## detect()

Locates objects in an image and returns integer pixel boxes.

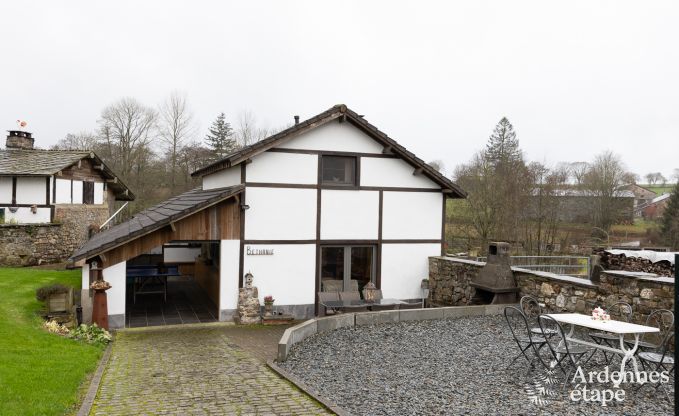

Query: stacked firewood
[595,249,675,277]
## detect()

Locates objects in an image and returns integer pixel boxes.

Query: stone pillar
[237,271,261,324]
[237,286,261,324]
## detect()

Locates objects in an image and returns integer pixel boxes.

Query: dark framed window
[319,245,375,293]
[321,156,357,186]
[83,181,94,205]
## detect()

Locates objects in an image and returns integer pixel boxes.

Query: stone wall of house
[428,256,674,325]
[0,205,109,266]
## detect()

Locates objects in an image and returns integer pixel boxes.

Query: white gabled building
[72,105,466,327]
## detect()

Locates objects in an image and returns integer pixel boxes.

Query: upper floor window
[321,156,357,186]
[83,181,94,205]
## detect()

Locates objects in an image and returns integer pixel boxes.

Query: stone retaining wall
[429,256,674,325]
[0,205,109,266]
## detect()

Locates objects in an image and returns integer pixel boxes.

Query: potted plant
[263,295,275,316]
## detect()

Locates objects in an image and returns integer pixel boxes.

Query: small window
[83,181,94,205]
[0,208,4,224]
[321,156,356,186]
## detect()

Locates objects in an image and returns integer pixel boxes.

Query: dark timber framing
[441,195,447,256]
[200,105,467,317]
[267,148,399,158]
[244,182,443,193]
[238,164,246,289]
[11,176,17,205]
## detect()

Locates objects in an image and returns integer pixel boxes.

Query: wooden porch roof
[71,185,243,264]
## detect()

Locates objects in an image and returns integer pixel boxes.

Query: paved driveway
[91,324,331,415]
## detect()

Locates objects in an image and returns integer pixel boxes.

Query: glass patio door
[320,245,375,294]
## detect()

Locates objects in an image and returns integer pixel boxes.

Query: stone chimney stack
[6,131,34,150]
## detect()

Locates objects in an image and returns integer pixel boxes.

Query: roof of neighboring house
[532,188,635,198]
[625,183,656,198]
[191,104,466,198]
[0,148,134,201]
[70,185,243,261]
[651,193,671,204]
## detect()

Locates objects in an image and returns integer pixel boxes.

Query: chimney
[294,115,300,125]
[6,131,34,150]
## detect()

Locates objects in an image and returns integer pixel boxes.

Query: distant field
[639,184,675,195]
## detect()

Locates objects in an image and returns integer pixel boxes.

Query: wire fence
[476,255,591,278]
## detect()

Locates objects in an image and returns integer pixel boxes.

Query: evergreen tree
[660,182,679,249]
[485,117,522,168]
[205,113,237,159]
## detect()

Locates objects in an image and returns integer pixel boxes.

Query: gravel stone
[280,315,674,415]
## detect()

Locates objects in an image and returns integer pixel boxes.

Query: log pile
[595,249,675,277]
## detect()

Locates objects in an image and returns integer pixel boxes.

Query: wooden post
[90,264,111,330]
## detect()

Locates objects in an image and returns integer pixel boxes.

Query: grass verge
[0,268,103,416]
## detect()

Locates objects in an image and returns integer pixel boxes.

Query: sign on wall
[246,246,274,256]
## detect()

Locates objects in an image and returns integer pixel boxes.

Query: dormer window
[321,156,356,186]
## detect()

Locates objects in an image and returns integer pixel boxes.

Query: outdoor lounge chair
[318,291,340,316]
[339,291,361,301]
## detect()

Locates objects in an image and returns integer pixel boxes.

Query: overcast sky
[1,1,677,180]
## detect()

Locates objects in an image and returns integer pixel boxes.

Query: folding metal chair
[520,295,557,338]
[626,309,674,352]
[636,330,675,400]
[503,306,547,371]
[537,315,589,385]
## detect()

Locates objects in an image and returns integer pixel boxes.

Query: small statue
[244,271,254,288]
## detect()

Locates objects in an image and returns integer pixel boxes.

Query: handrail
[100,202,128,229]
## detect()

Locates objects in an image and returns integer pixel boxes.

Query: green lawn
[639,184,675,195]
[0,268,103,416]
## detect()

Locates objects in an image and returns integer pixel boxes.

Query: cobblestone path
[91,324,331,415]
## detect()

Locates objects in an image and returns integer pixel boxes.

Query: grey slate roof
[71,185,243,261]
[0,149,92,175]
[191,104,466,198]
[0,148,134,200]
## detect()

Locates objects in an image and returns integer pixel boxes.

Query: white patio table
[546,313,659,387]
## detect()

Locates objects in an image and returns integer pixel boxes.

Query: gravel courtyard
[280,315,674,416]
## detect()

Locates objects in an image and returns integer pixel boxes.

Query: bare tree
[51,131,99,150]
[523,162,568,255]
[158,92,196,191]
[98,97,157,181]
[454,152,498,249]
[235,110,271,147]
[428,160,446,174]
[568,162,589,186]
[582,151,633,230]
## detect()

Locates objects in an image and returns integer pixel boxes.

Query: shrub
[43,320,70,335]
[69,324,112,345]
[35,284,70,302]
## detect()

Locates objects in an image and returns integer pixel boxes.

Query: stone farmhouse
[0,130,134,265]
[71,104,466,328]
